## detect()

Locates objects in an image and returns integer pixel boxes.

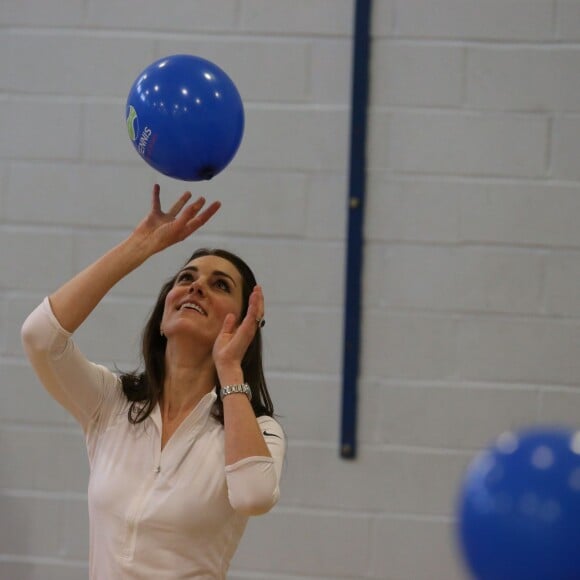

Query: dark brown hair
[120,248,274,425]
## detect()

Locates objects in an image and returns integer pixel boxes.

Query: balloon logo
[126,105,138,141]
[126,54,245,181]
[456,426,580,579]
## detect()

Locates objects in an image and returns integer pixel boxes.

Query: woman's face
[160,255,244,346]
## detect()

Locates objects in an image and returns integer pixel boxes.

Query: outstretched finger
[183,200,222,232]
[167,191,194,217]
[176,196,207,222]
[239,286,264,334]
[151,184,161,213]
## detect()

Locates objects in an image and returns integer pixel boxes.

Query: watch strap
[220,383,252,401]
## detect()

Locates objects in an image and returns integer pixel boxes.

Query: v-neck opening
[153,391,217,455]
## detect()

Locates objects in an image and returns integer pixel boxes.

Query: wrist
[216,365,244,387]
[124,232,157,263]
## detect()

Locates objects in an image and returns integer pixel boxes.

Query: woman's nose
[189,279,205,295]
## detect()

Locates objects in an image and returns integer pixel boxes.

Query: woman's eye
[177,272,193,283]
[216,279,230,292]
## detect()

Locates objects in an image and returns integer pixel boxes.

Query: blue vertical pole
[340,0,372,459]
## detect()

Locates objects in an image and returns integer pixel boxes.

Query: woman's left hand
[213,285,264,372]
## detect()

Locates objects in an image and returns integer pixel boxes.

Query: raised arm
[213,285,286,515]
[21,185,220,428]
[50,184,221,332]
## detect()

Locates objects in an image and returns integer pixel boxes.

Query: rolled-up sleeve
[225,416,286,516]
[21,297,116,431]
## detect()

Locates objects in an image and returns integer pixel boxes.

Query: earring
[160,328,165,337]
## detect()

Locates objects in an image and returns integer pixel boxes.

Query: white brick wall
[3,1,580,579]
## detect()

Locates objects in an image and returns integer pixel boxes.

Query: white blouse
[21,298,285,580]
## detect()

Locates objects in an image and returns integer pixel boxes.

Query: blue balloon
[457,426,580,580]
[126,54,244,181]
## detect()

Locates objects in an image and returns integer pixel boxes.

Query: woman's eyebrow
[178,266,237,287]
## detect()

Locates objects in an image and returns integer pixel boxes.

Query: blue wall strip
[340,0,372,459]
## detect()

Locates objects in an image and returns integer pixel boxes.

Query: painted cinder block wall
[2,1,580,579]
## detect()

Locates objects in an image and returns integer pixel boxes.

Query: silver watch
[220,383,252,401]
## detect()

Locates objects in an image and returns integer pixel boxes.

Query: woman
[21,185,285,579]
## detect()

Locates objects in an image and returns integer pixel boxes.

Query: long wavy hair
[119,248,274,425]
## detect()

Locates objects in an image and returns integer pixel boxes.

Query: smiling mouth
[179,302,207,315]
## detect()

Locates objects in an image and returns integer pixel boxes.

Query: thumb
[221,313,237,335]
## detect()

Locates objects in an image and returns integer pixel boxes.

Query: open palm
[134,184,221,255]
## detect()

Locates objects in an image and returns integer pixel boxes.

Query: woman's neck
[161,342,216,421]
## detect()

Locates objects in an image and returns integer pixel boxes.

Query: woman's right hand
[132,184,221,256]
[47,184,220,334]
